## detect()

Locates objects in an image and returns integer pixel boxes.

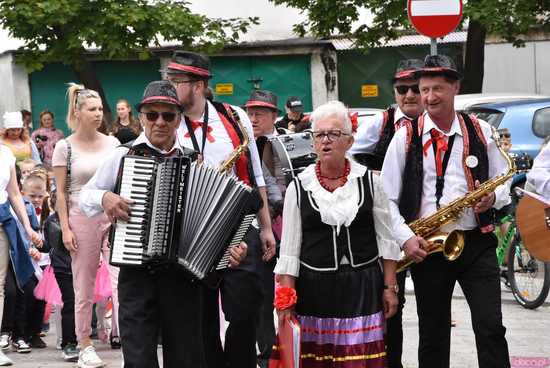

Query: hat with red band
[162,51,213,80]
[244,90,280,112]
[392,59,424,83]
[136,80,183,112]
[416,54,462,80]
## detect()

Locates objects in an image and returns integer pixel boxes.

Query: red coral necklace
[315,160,350,192]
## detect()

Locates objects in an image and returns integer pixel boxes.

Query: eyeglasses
[143,111,177,123]
[500,133,511,139]
[395,84,420,95]
[312,130,350,142]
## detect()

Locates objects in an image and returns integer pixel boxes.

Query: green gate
[210,55,312,113]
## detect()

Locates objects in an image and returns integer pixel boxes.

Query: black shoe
[110,335,121,349]
[11,338,31,353]
[29,334,47,349]
[62,343,79,362]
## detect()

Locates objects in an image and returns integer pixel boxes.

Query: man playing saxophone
[380,55,512,368]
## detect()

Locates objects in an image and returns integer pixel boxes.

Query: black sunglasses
[500,133,511,139]
[144,111,177,123]
[395,84,420,95]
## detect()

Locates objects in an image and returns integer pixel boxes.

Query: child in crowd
[20,172,50,349]
[17,159,37,182]
[43,189,79,362]
[0,169,42,353]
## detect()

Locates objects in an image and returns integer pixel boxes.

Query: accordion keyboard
[110,157,155,265]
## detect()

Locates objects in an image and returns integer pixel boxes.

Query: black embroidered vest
[296,172,379,271]
[399,113,493,229]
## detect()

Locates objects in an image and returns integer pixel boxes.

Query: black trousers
[1,265,43,340]
[118,265,207,368]
[54,271,76,347]
[410,229,510,368]
[203,228,264,368]
[385,270,406,368]
[24,276,45,339]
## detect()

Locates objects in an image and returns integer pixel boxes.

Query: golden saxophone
[219,107,250,173]
[396,127,516,273]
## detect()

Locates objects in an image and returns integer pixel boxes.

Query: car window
[465,108,504,128]
[533,107,550,138]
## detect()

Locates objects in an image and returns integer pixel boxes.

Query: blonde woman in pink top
[31,110,65,168]
[52,84,119,368]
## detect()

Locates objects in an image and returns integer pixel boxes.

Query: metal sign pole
[430,38,438,55]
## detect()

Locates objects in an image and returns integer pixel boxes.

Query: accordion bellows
[109,155,255,280]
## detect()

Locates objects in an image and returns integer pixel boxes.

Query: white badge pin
[465,155,478,168]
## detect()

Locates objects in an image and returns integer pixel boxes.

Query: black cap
[285,96,304,113]
[392,59,424,83]
[136,80,183,112]
[244,90,279,111]
[416,54,462,80]
[162,51,212,79]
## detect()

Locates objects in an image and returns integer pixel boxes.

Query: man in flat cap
[276,96,310,133]
[381,55,511,368]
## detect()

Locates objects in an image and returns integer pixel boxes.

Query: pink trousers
[69,208,119,342]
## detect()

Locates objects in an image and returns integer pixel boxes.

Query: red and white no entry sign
[408,0,463,39]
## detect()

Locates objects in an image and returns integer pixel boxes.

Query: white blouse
[274,159,400,277]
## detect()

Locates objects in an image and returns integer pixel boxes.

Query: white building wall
[534,42,550,95]
[483,41,550,95]
[310,50,338,108]
[0,53,31,121]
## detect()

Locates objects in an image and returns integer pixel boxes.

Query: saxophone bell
[396,230,465,273]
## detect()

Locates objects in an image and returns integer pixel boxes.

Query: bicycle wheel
[507,232,550,309]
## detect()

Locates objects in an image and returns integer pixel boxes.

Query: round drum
[263,132,317,186]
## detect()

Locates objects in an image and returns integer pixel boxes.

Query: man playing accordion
[79,80,247,368]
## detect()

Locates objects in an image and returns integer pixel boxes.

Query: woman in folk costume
[274,101,400,367]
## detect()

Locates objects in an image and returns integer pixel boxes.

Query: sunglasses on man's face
[144,111,177,123]
[500,133,511,139]
[395,84,420,95]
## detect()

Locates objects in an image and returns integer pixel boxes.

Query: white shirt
[79,133,184,217]
[380,111,512,247]
[176,101,265,187]
[527,142,550,199]
[274,160,400,277]
[0,145,16,204]
[349,106,410,155]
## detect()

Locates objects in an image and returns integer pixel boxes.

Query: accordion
[108,154,256,280]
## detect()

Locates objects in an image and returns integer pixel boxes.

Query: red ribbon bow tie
[394,117,410,130]
[184,121,215,143]
[423,129,448,177]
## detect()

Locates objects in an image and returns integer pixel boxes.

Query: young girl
[109,99,141,144]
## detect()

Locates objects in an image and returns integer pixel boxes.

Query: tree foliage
[0,0,258,72]
[271,0,550,48]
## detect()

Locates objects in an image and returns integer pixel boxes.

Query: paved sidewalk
[402,278,550,368]
[5,280,550,367]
